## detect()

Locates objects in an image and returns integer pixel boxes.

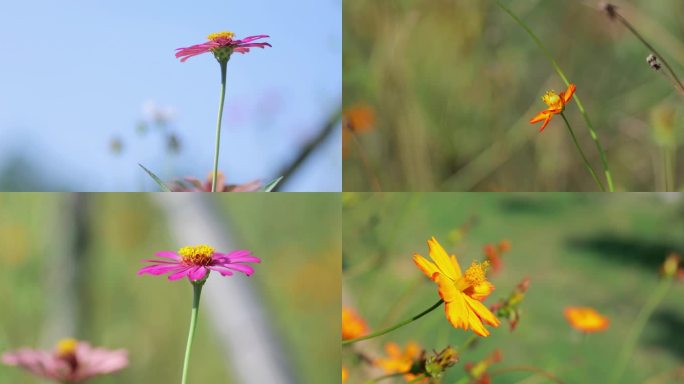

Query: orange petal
[529,110,550,124]
[427,237,461,279]
[434,272,459,302]
[465,295,501,328]
[538,115,552,132]
[444,293,469,331]
[467,305,490,337]
[562,83,576,103]
[413,254,439,281]
[468,281,495,301]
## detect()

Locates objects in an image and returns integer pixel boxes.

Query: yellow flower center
[464,261,490,286]
[208,31,235,41]
[55,338,78,356]
[542,91,563,110]
[178,244,215,265]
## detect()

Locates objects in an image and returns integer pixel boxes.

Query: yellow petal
[434,272,459,302]
[444,292,469,330]
[468,281,495,301]
[413,254,439,281]
[465,295,501,328]
[428,237,461,280]
[468,309,490,337]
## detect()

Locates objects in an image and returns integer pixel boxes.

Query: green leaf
[138,163,172,192]
[260,176,283,192]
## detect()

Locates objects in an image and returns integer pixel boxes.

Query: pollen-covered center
[464,261,490,286]
[55,338,78,356]
[179,244,215,265]
[208,31,235,41]
[542,91,563,109]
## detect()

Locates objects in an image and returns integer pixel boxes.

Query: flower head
[342,307,369,340]
[529,84,576,132]
[138,244,260,282]
[413,237,500,337]
[375,342,425,382]
[2,339,127,383]
[169,172,262,192]
[564,307,609,333]
[175,31,271,63]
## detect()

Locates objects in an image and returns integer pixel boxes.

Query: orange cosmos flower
[342,307,369,340]
[342,367,348,382]
[413,237,500,337]
[375,342,424,382]
[564,307,609,333]
[529,84,576,132]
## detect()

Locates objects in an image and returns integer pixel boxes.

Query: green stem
[212,60,228,193]
[181,283,204,384]
[612,12,684,96]
[495,0,615,191]
[342,299,443,346]
[609,278,672,384]
[560,113,606,191]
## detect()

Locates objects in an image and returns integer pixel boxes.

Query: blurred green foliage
[343,0,684,191]
[343,193,684,383]
[0,193,340,383]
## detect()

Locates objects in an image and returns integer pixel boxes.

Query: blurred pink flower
[169,172,261,192]
[2,338,127,383]
[175,31,271,62]
[138,244,260,282]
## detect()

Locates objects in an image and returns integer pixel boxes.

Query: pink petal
[207,266,234,276]
[137,264,184,276]
[168,267,193,280]
[188,266,208,281]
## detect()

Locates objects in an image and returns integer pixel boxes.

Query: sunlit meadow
[343,0,684,191]
[342,193,684,383]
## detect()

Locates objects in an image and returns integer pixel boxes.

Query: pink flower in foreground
[138,244,260,282]
[2,338,127,383]
[175,31,271,63]
[169,172,261,192]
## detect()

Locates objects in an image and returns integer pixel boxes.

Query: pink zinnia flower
[175,31,271,63]
[2,338,127,383]
[138,244,260,282]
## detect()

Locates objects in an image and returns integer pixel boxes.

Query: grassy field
[342,193,684,383]
[343,0,684,191]
[0,193,340,383]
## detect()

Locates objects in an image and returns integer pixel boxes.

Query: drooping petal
[412,254,439,280]
[167,267,193,280]
[538,115,552,132]
[427,237,461,279]
[218,263,255,276]
[529,110,551,124]
[444,292,469,330]
[188,266,208,281]
[137,264,184,276]
[464,296,500,327]
[467,307,490,337]
[434,272,459,302]
[562,84,576,103]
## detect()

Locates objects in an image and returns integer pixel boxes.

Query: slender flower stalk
[341,299,444,345]
[495,0,615,191]
[212,61,228,192]
[181,283,203,384]
[609,278,673,384]
[560,113,606,191]
[602,4,684,98]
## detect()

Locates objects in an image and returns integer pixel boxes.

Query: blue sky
[0,0,341,191]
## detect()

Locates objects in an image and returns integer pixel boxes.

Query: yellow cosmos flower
[413,237,500,337]
[564,307,609,333]
[342,367,348,382]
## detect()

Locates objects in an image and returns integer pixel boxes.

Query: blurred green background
[0,193,340,383]
[343,0,684,191]
[342,193,684,383]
